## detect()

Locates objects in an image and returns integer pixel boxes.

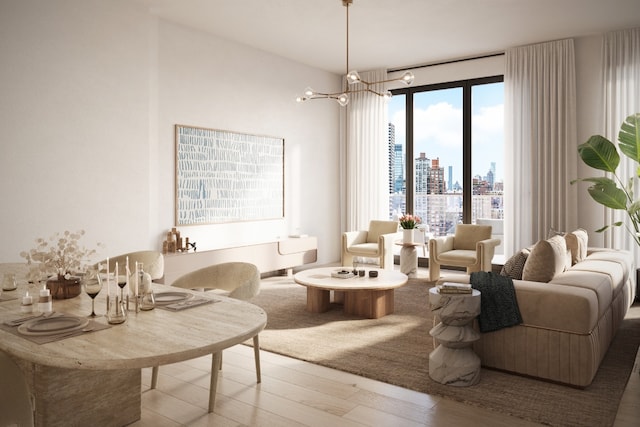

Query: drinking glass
[82,269,103,317]
[107,296,127,324]
[2,273,17,291]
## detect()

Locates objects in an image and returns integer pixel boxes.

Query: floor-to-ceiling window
[389,76,504,257]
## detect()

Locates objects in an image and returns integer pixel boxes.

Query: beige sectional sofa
[440,230,635,387]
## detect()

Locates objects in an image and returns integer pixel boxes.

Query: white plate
[154,291,193,305]
[18,316,89,336]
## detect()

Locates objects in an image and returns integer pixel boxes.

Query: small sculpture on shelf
[162,227,196,254]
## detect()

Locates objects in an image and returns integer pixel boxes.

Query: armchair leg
[342,252,354,267]
[429,261,441,282]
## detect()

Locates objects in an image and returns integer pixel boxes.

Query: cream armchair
[341,220,400,269]
[428,224,500,282]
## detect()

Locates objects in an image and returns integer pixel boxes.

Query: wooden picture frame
[175,125,284,225]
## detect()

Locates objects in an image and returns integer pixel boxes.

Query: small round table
[428,286,481,386]
[395,241,421,278]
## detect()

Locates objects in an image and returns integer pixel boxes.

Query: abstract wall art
[175,125,284,225]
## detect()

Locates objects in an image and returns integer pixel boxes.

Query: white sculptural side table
[428,286,481,386]
[396,242,419,278]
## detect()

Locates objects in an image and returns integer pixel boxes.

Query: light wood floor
[132,268,640,427]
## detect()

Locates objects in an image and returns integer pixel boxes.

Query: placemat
[0,313,111,344]
[158,296,218,311]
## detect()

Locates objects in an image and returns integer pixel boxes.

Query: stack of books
[437,282,472,294]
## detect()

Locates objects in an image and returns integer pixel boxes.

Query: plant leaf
[586,178,628,209]
[618,113,640,162]
[577,135,619,173]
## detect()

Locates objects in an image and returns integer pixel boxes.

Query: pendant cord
[345,2,349,77]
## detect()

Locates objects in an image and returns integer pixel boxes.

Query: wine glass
[82,269,103,317]
[116,267,127,305]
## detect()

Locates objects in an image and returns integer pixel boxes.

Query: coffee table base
[306,288,395,319]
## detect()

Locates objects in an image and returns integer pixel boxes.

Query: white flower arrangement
[20,230,102,282]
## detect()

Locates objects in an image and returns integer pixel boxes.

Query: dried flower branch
[20,230,103,282]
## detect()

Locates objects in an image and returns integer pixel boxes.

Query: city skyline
[388,82,504,186]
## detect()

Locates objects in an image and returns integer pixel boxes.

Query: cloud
[414,102,463,148]
[389,97,504,182]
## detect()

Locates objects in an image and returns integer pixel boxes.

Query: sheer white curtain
[602,27,640,261]
[504,39,578,256]
[344,69,389,231]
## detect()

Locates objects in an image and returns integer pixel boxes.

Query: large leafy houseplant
[572,113,640,245]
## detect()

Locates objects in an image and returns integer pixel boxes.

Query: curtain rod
[389,52,505,73]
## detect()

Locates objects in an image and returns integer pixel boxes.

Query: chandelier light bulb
[383,91,393,101]
[401,71,415,85]
[304,87,315,97]
[296,95,308,103]
[337,93,349,106]
[346,70,361,84]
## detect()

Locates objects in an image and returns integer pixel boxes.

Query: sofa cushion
[569,259,625,298]
[548,270,614,320]
[586,249,632,287]
[522,235,567,282]
[500,247,530,279]
[513,279,600,334]
[565,228,588,265]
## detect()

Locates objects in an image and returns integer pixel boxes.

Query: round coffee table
[293,267,408,319]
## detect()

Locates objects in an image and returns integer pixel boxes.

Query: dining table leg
[209,351,222,412]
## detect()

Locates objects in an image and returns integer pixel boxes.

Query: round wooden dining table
[0,280,267,426]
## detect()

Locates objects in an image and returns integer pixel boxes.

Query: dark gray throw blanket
[470,271,523,333]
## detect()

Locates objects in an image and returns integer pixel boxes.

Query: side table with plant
[399,214,422,243]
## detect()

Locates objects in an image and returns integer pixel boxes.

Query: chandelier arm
[298,0,411,106]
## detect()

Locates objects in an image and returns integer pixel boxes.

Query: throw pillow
[522,235,567,282]
[547,228,566,239]
[564,228,588,265]
[500,248,531,280]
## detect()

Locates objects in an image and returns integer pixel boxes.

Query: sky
[389,82,504,186]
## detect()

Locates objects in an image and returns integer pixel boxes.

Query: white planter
[403,229,414,244]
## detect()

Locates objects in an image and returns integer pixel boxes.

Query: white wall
[0,0,341,265]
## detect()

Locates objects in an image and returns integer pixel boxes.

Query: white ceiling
[136,0,640,74]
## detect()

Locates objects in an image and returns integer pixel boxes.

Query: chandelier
[296,0,414,107]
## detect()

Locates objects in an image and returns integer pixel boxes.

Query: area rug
[247,275,640,426]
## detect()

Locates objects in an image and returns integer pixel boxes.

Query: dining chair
[96,250,165,281]
[0,351,34,427]
[150,262,262,391]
